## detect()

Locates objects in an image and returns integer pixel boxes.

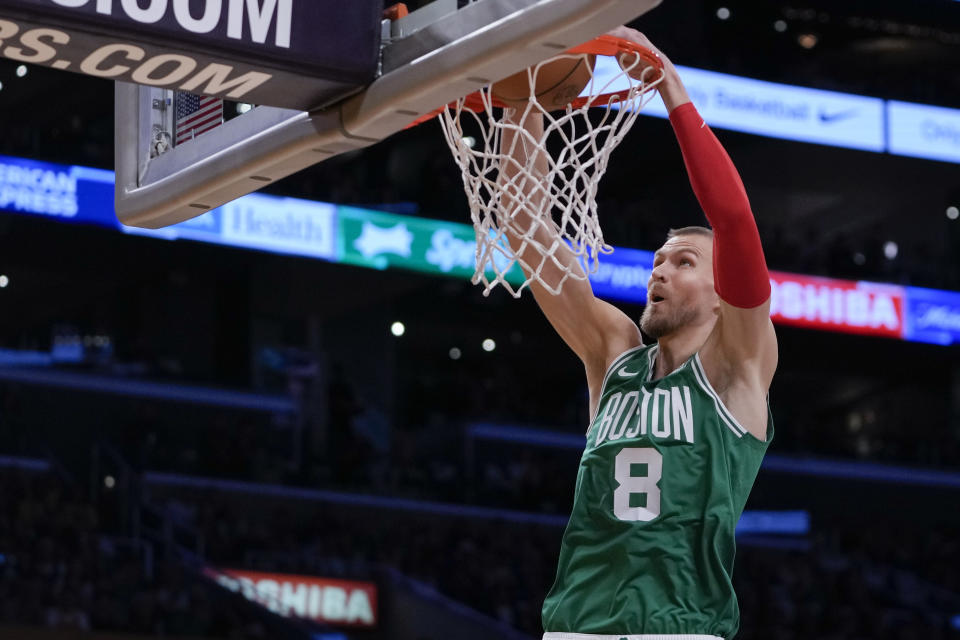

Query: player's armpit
[700,301,778,440]
[715,299,778,386]
[530,282,641,427]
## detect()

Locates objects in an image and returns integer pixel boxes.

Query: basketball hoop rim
[407,34,664,128]
[565,34,664,105]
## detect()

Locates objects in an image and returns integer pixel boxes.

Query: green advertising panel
[337,206,525,285]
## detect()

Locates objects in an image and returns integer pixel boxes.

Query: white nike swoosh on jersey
[618,366,639,377]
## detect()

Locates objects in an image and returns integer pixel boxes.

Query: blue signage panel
[588,246,653,304]
[0,154,115,227]
[591,60,886,152]
[904,286,960,346]
[888,100,960,164]
[735,510,810,536]
[122,193,338,262]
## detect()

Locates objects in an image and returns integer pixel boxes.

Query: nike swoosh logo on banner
[818,108,858,124]
[618,366,639,377]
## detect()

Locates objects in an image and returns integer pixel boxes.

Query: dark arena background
[1,1,960,639]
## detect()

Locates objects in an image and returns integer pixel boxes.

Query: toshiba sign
[209,568,377,628]
[768,272,905,339]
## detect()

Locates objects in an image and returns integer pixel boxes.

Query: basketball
[491,54,596,110]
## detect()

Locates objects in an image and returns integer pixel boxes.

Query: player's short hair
[667,226,714,241]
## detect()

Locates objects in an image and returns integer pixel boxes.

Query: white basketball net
[438,47,664,297]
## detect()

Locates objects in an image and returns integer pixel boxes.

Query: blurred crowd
[734,539,960,640]
[0,468,272,638]
[1,393,959,639]
[153,485,960,640]
[2,372,958,520]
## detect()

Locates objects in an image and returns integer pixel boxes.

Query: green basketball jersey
[541,344,773,638]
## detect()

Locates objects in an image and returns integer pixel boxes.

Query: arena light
[236,103,253,114]
[774,20,787,32]
[716,7,730,20]
[798,33,818,48]
[449,347,462,360]
[15,65,27,78]
[104,475,116,489]
[0,275,7,288]
[390,321,405,337]
[947,206,959,220]
[883,241,898,260]
[482,338,496,352]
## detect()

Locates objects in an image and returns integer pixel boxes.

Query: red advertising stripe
[768,271,905,339]
[207,567,377,628]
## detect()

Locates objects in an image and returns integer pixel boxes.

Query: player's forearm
[668,103,771,308]
[498,110,549,247]
[656,62,691,113]
[498,110,580,281]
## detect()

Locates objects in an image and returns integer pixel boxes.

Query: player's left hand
[606,27,691,111]
[606,27,674,81]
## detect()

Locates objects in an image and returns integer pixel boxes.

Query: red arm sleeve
[668,102,771,308]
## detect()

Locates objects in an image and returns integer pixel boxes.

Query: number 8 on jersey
[613,447,663,522]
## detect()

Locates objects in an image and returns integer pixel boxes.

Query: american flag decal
[175,93,223,145]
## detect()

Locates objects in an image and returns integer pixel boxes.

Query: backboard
[114,0,663,229]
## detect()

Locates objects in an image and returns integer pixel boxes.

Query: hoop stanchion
[433,35,665,297]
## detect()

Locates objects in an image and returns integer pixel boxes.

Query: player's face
[640,234,719,339]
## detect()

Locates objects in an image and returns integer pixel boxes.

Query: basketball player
[498,29,777,639]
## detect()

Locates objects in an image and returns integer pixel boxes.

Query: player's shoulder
[590,297,643,350]
[583,312,644,410]
[701,310,778,395]
[598,341,655,385]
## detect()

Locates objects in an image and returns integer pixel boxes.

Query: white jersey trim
[543,633,724,640]
[691,353,747,438]
[599,344,647,394]
[644,344,659,383]
[588,344,647,427]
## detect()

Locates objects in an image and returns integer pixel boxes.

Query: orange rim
[383,3,409,20]
[405,35,664,129]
